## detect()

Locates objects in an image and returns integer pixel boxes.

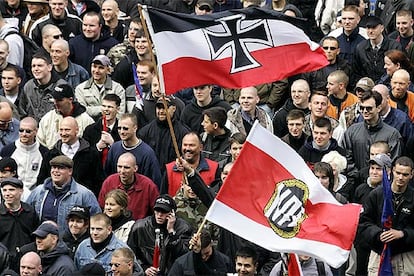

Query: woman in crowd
[103,189,134,243]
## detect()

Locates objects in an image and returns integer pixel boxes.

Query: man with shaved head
[38,116,103,196]
[40,24,63,54]
[389,69,414,122]
[99,152,159,220]
[50,39,89,88]
[20,252,42,276]
[101,0,124,43]
[375,84,413,146]
[0,101,19,151]
[0,116,48,200]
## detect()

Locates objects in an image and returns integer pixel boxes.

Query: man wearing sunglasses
[194,0,213,15]
[341,90,402,170]
[0,116,48,200]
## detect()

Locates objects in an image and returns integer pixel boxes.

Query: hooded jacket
[41,241,76,275]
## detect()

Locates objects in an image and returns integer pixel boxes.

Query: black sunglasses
[53,34,63,39]
[19,129,33,134]
[322,46,337,50]
[117,126,129,131]
[198,5,212,12]
[360,105,374,112]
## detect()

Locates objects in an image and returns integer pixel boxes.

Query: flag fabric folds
[142,7,328,94]
[378,168,393,275]
[205,122,361,268]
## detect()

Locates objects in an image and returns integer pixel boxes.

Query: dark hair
[103,94,121,107]
[135,29,145,39]
[200,229,212,249]
[32,51,52,64]
[384,49,413,75]
[314,117,332,132]
[320,36,339,46]
[229,132,246,145]
[395,156,414,169]
[235,246,258,263]
[310,90,328,101]
[3,64,21,78]
[286,109,305,122]
[202,107,227,129]
[313,162,335,192]
[361,91,382,107]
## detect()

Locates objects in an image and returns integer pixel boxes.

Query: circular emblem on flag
[264,179,309,238]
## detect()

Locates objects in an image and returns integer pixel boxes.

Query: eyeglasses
[117,126,129,131]
[52,34,63,39]
[110,263,121,268]
[198,5,212,12]
[360,105,375,112]
[322,46,338,50]
[19,129,33,134]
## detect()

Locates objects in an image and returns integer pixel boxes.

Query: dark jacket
[0,1,28,30]
[337,27,366,65]
[303,57,351,91]
[359,185,414,255]
[112,50,138,89]
[200,128,232,169]
[69,27,118,74]
[0,202,39,256]
[352,36,403,82]
[138,118,189,174]
[298,137,347,168]
[168,249,232,276]
[38,138,104,196]
[180,96,231,134]
[40,241,76,275]
[62,230,90,259]
[66,0,100,19]
[31,11,83,46]
[380,0,414,35]
[127,215,193,275]
[272,98,310,138]
[82,117,121,157]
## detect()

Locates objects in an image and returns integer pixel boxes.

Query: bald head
[118,152,137,166]
[0,102,12,130]
[101,0,119,22]
[20,252,42,276]
[51,39,69,51]
[239,86,259,116]
[59,116,79,145]
[391,69,411,99]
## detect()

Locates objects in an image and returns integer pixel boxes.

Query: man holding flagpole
[359,156,414,275]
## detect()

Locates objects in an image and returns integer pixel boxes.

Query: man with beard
[127,194,193,276]
[138,96,189,175]
[161,132,219,197]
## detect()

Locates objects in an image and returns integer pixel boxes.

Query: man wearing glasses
[341,90,402,170]
[0,116,48,201]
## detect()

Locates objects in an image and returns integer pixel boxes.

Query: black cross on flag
[144,7,328,94]
[204,14,273,73]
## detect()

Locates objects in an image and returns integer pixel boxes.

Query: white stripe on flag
[149,19,320,65]
[246,122,339,205]
[206,199,350,268]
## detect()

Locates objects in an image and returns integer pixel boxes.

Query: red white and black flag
[205,122,361,268]
[142,7,328,94]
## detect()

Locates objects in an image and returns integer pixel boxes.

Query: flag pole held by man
[142,6,328,94]
[205,121,361,268]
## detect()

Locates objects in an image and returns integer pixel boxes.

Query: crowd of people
[0,0,413,275]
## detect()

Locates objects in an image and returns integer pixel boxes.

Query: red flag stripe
[161,43,327,93]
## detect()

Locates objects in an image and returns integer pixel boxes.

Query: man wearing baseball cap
[31,221,76,275]
[128,194,193,276]
[26,155,101,234]
[0,177,39,269]
[75,54,126,121]
[37,83,94,149]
